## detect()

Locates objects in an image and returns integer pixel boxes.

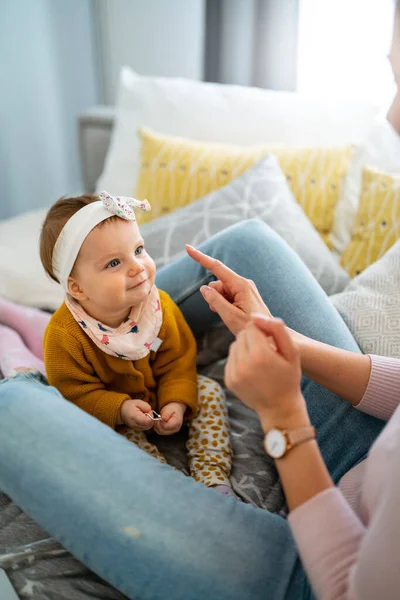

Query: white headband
[52,191,151,292]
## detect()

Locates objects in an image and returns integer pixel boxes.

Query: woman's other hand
[225,314,309,430]
[186,244,271,335]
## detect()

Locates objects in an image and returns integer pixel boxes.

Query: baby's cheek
[106,275,125,298]
[146,255,156,277]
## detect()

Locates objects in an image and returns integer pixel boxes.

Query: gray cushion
[0,491,125,599]
[331,240,400,357]
[141,155,350,296]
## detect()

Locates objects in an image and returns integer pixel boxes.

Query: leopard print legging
[124,375,232,487]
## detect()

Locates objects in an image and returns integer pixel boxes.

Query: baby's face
[69,218,156,316]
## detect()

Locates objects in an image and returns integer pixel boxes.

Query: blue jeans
[0,220,385,600]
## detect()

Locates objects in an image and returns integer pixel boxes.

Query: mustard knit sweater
[44,290,198,430]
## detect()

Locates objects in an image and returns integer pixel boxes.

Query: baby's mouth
[128,278,147,290]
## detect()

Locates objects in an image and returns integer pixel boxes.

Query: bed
[2,81,397,596]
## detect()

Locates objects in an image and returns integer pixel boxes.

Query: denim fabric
[0,220,385,600]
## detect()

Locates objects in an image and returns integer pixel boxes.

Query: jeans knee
[220,219,276,250]
[224,218,268,238]
[235,218,269,235]
[211,218,278,262]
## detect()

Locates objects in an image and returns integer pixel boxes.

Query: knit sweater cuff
[357,354,400,421]
[157,379,198,416]
[92,392,130,429]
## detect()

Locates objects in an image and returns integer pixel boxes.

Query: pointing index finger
[186,244,239,284]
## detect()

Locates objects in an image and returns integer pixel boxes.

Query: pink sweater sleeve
[289,488,365,600]
[356,355,400,420]
[288,456,400,600]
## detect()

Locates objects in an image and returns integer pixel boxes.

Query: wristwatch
[264,426,316,459]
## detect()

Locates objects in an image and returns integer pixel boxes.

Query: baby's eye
[106,258,120,269]
[135,245,144,255]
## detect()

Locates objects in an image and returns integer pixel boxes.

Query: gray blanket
[0,325,285,599]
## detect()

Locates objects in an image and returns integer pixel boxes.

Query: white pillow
[97,66,380,196]
[0,209,64,310]
[330,239,400,358]
[331,115,400,254]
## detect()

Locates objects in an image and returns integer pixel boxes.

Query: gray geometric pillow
[141,155,350,296]
[330,240,400,357]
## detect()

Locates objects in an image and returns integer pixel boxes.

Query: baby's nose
[128,259,144,276]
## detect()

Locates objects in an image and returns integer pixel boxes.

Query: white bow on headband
[98,191,151,220]
[52,191,151,292]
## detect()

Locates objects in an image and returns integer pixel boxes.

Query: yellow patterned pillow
[135,127,352,243]
[340,167,400,277]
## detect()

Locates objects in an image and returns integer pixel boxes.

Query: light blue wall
[0,0,100,219]
[0,0,205,219]
[97,0,205,104]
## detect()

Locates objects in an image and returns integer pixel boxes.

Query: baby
[40,192,236,496]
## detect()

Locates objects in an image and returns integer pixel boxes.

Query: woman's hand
[226,315,333,512]
[225,314,309,430]
[186,245,271,335]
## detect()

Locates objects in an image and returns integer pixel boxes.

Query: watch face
[265,429,286,458]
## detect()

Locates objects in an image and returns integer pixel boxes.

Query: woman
[0,6,399,600]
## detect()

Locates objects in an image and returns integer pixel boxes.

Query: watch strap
[286,426,316,449]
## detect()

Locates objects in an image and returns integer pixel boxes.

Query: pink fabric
[289,354,400,600]
[0,296,50,360]
[356,355,400,420]
[0,325,46,377]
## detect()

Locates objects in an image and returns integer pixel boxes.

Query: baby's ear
[68,277,87,301]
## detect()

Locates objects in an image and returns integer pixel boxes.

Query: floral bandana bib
[65,285,163,361]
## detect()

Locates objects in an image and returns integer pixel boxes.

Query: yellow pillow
[135,127,352,243]
[341,167,400,277]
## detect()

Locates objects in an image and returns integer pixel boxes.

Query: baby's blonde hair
[40,194,119,283]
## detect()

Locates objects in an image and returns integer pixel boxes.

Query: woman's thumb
[252,314,295,360]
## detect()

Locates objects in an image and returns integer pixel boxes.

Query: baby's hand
[118,399,154,431]
[153,402,186,435]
